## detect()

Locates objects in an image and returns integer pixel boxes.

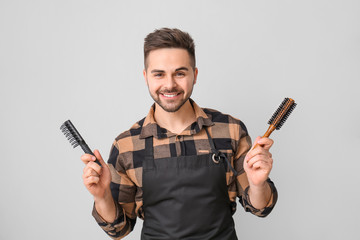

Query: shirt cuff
[243,178,278,217]
[92,201,121,225]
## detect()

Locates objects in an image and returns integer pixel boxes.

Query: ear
[193,67,198,85]
[143,69,148,84]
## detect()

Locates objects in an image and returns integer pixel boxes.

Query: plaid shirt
[93,99,278,239]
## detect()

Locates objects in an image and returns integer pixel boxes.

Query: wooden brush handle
[252,125,276,149]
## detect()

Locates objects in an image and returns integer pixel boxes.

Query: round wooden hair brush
[254,97,297,148]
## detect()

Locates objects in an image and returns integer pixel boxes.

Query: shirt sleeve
[233,121,278,217]
[92,141,137,239]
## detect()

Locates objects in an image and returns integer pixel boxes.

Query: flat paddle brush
[60,120,101,166]
[254,97,297,148]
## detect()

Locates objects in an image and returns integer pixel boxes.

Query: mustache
[157,88,183,94]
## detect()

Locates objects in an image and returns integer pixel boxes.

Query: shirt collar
[139,99,214,139]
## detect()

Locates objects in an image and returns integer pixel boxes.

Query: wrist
[94,187,113,205]
[249,180,268,192]
[94,188,116,223]
[247,181,272,209]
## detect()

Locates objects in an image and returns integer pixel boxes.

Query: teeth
[163,93,177,97]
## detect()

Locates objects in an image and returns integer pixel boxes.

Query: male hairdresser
[81,28,278,240]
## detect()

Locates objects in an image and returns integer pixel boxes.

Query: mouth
[160,92,182,99]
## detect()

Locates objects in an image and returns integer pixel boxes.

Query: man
[81,28,278,240]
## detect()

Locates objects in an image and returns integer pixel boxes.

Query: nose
[164,75,177,89]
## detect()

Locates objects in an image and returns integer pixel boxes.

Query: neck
[154,100,196,134]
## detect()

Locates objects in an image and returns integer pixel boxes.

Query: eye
[153,73,163,77]
[175,72,185,77]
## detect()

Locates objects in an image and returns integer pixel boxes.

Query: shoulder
[111,117,146,155]
[114,117,146,142]
[202,107,251,155]
[202,107,248,135]
[108,117,146,168]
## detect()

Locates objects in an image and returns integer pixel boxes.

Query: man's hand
[244,136,274,187]
[81,150,112,200]
[81,150,116,222]
[243,137,274,209]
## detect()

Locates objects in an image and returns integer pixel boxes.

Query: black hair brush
[60,120,101,166]
[254,98,297,148]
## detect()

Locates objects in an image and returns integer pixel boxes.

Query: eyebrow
[151,69,165,73]
[150,67,189,74]
[175,67,189,72]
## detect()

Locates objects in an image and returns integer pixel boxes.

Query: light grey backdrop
[1,0,359,239]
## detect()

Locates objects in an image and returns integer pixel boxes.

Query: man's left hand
[244,136,274,187]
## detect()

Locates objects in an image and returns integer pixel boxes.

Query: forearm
[247,181,272,210]
[94,188,116,223]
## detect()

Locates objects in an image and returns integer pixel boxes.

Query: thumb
[93,149,106,167]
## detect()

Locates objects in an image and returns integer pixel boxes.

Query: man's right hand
[81,150,116,222]
[81,150,111,201]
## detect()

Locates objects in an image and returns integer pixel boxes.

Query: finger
[246,155,262,168]
[83,164,97,176]
[81,153,97,164]
[93,149,106,167]
[83,165,99,178]
[247,155,273,168]
[256,137,274,150]
[84,175,100,185]
[245,147,272,163]
[88,161,102,175]
[246,147,264,161]
[252,160,272,172]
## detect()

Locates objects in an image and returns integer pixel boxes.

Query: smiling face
[143,48,198,113]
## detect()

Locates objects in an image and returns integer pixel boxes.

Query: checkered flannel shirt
[92,99,278,239]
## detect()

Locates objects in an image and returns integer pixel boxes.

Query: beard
[149,87,193,113]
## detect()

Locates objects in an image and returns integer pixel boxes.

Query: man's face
[143,48,198,113]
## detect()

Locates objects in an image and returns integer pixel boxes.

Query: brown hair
[144,28,196,69]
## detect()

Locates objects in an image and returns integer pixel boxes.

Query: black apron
[141,128,238,240]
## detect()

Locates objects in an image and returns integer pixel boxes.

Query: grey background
[1,0,359,239]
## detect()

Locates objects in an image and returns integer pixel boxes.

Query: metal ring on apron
[212,153,220,164]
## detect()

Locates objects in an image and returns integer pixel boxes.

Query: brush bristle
[60,120,84,148]
[268,98,296,130]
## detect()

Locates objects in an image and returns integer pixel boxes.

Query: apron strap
[144,136,155,170]
[204,128,238,176]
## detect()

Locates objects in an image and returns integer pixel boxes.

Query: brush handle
[262,125,276,138]
[80,143,102,166]
[252,125,276,150]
